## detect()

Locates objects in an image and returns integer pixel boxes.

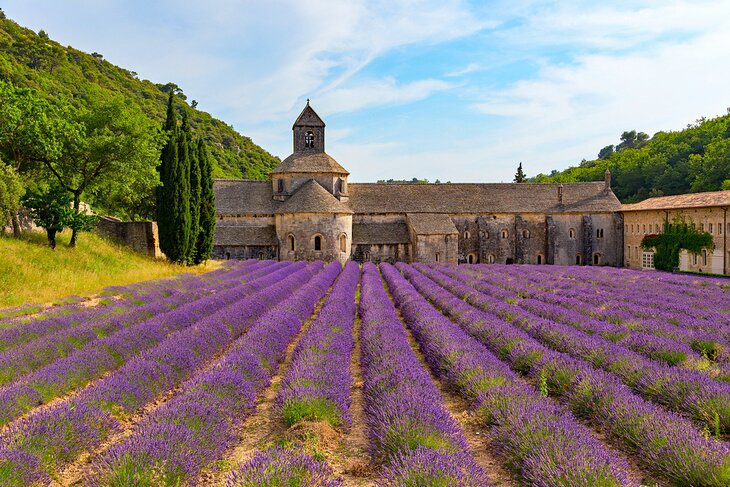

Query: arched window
[464,230,471,240]
[593,253,600,265]
[288,234,295,252]
[537,254,543,265]
[277,179,284,193]
[487,254,495,264]
[576,254,582,265]
[339,234,347,252]
[702,249,707,265]
[225,252,231,260]
[522,229,530,239]
[258,252,265,260]
[435,252,441,262]
[467,253,476,264]
[314,235,322,251]
[501,229,509,239]
[569,228,576,239]
[305,131,315,148]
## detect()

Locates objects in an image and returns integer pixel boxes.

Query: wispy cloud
[445,62,480,77]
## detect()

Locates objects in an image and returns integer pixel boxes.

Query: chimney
[557,184,564,206]
[604,168,612,193]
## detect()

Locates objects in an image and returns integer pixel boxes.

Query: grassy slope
[0,231,218,308]
[0,16,279,180]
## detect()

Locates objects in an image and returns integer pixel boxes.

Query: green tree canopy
[0,161,24,233]
[39,97,164,245]
[22,184,74,248]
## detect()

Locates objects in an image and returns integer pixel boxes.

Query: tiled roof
[407,213,458,235]
[214,180,275,215]
[214,180,621,216]
[275,179,353,214]
[352,222,410,244]
[622,191,730,211]
[293,104,325,128]
[213,225,277,246]
[348,182,620,213]
[271,152,349,175]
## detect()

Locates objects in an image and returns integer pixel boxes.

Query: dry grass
[0,230,220,308]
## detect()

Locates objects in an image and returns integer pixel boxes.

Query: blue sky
[3,0,730,182]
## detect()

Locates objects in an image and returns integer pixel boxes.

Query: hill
[0,231,217,308]
[0,14,279,180]
[531,113,730,203]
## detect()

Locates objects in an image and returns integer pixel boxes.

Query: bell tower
[293,99,325,153]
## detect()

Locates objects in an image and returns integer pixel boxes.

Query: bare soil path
[330,284,376,486]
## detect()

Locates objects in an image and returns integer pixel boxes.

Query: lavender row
[359,262,488,486]
[474,264,730,348]
[86,262,341,486]
[0,262,322,484]
[0,261,276,387]
[277,261,360,429]
[490,264,730,327]
[0,261,293,426]
[461,267,729,377]
[381,264,633,486]
[0,259,261,352]
[226,447,341,487]
[402,264,730,486]
[435,264,730,433]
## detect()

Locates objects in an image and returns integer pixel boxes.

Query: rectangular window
[703,249,708,265]
[701,223,705,232]
[642,251,655,269]
[709,223,713,233]
[720,223,723,235]
[643,224,646,233]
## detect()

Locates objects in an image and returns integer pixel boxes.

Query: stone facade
[622,192,730,275]
[213,102,625,267]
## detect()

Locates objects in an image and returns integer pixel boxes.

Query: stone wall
[351,243,410,263]
[211,245,277,261]
[95,217,162,258]
[411,233,458,263]
[623,207,728,274]
[276,212,352,264]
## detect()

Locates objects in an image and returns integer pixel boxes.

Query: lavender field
[0,261,729,486]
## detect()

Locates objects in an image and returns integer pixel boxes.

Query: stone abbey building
[213,103,624,265]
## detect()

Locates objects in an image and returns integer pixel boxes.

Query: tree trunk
[11,210,21,238]
[47,229,57,249]
[69,191,81,248]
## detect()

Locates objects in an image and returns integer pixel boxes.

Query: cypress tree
[513,162,527,183]
[187,135,201,263]
[195,138,215,263]
[170,110,192,262]
[157,92,178,259]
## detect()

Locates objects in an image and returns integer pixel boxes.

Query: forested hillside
[531,113,730,203]
[0,14,279,180]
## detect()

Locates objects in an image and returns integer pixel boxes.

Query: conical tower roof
[275,179,353,214]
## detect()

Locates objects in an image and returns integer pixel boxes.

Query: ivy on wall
[642,220,714,271]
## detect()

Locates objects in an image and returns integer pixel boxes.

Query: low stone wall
[95,217,162,258]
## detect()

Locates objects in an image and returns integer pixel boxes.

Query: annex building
[623,191,730,274]
[213,103,624,265]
